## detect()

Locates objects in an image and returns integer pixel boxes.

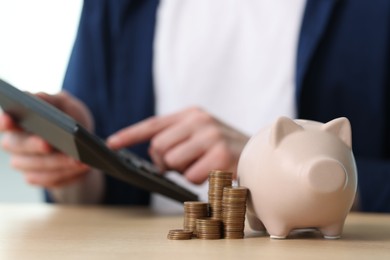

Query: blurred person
[1,0,389,212]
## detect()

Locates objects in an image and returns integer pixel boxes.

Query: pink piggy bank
[237,117,357,239]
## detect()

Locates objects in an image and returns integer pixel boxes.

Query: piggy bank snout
[305,158,347,193]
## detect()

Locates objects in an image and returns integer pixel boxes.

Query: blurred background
[0,0,82,202]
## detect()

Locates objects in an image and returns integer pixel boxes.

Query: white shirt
[152,0,306,213]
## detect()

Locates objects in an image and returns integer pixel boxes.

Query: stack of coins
[196,218,222,240]
[222,186,248,239]
[208,170,233,220]
[183,201,209,235]
[167,229,193,240]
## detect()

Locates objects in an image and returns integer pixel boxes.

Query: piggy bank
[237,117,357,239]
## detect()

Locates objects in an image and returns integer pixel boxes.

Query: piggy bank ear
[321,117,352,148]
[270,117,303,147]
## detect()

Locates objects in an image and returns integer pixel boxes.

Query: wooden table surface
[0,204,389,260]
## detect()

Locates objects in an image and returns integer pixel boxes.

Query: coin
[222,186,248,239]
[167,229,193,240]
[196,217,222,240]
[208,170,233,220]
[183,201,209,235]
[167,171,249,241]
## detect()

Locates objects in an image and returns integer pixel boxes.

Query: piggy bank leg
[246,211,266,232]
[319,222,344,239]
[264,221,291,239]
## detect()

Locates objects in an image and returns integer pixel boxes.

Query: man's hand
[107,107,249,184]
[0,91,93,188]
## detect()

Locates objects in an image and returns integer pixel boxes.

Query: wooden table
[0,204,389,259]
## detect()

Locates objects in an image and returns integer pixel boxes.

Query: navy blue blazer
[297,0,390,212]
[58,0,390,212]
